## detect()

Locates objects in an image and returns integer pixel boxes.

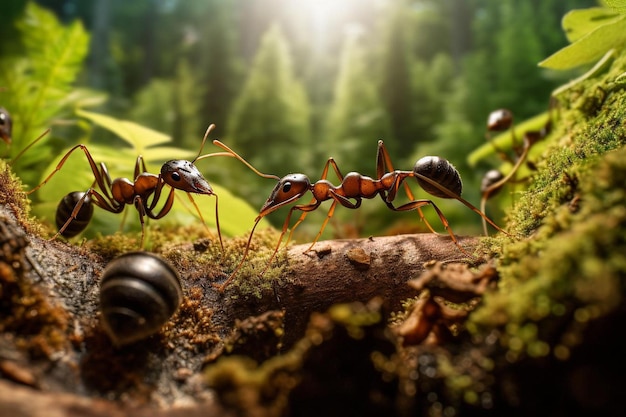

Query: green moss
[0,159,45,236]
[215,228,290,298]
[470,54,626,359]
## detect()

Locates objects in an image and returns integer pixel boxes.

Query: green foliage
[470,55,626,363]
[467,111,552,167]
[0,2,92,185]
[539,1,626,69]
[226,24,311,210]
[130,59,203,149]
[32,109,265,240]
[376,1,414,157]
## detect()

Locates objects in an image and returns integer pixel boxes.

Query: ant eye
[282,182,292,193]
[171,172,181,182]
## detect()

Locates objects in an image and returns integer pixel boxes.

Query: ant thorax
[340,172,378,199]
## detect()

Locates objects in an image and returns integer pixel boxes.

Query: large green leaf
[539,14,626,69]
[76,109,172,151]
[561,8,622,43]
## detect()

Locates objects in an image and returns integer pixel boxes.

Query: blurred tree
[324,31,392,176]
[130,59,202,149]
[195,1,243,134]
[376,0,414,161]
[0,0,28,56]
[409,0,453,63]
[225,24,311,217]
[227,24,311,177]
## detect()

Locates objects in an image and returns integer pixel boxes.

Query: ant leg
[186,192,224,253]
[216,217,263,291]
[147,186,176,220]
[483,137,532,198]
[287,157,345,244]
[386,199,474,258]
[376,140,438,234]
[217,203,302,291]
[304,192,361,252]
[134,155,149,179]
[412,172,510,236]
[258,206,302,277]
[28,145,114,199]
[55,190,93,239]
[132,196,149,248]
[304,200,338,252]
[55,188,123,239]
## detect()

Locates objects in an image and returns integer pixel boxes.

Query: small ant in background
[28,124,228,249]
[480,107,553,235]
[0,104,51,165]
[206,139,508,291]
[0,107,12,145]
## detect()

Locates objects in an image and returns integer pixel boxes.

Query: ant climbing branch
[209,139,508,292]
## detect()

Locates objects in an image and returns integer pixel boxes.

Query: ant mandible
[205,139,508,291]
[28,124,226,249]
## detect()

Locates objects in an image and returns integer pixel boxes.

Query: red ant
[205,140,508,291]
[28,124,226,249]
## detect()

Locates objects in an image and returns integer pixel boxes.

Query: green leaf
[539,14,626,69]
[602,0,626,14]
[467,112,550,167]
[1,2,90,185]
[76,109,172,152]
[561,8,622,43]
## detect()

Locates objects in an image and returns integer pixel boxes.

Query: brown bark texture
[0,203,480,415]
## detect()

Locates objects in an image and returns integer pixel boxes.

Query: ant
[0,105,51,165]
[205,139,508,291]
[480,108,552,235]
[0,107,12,144]
[28,124,227,249]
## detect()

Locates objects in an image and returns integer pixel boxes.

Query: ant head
[259,173,311,216]
[0,107,12,144]
[161,160,213,195]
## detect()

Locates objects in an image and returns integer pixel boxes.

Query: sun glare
[284,0,364,50]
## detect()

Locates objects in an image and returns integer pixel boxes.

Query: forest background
[0,0,597,242]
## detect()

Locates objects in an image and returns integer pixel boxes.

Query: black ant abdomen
[55,191,94,238]
[414,156,463,198]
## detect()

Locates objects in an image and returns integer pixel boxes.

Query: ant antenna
[207,140,281,181]
[9,128,51,166]
[192,124,216,163]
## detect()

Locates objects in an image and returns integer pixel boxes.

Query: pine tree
[324,32,392,176]
[226,24,311,206]
[376,0,415,160]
